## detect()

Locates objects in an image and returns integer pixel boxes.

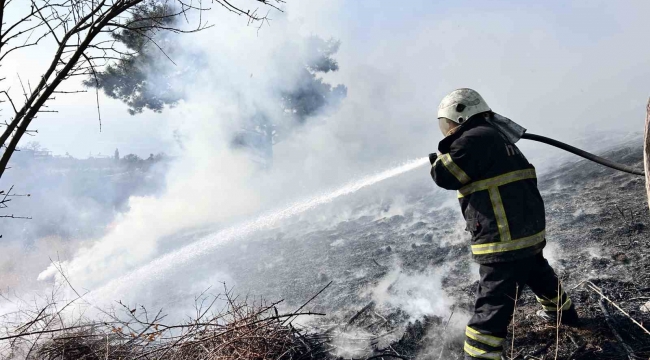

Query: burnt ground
[183,141,650,359]
[502,144,650,360]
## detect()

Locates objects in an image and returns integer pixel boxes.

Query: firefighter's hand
[429,153,438,165]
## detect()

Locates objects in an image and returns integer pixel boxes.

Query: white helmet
[438,88,491,136]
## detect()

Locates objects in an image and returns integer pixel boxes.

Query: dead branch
[1,283,327,360]
[0,0,284,183]
[346,301,375,329]
[282,280,332,326]
[0,0,284,220]
[585,281,650,336]
[598,299,636,360]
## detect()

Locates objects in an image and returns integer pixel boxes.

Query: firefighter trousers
[463,252,572,360]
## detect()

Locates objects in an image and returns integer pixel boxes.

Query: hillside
[183,141,650,359]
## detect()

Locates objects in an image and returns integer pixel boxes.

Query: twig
[567,334,586,360]
[512,282,519,359]
[524,342,551,359]
[0,325,93,341]
[282,281,332,325]
[598,298,636,360]
[555,280,562,360]
[437,307,454,360]
[365,354,409,360]
[346,301,374,329]
[585,281,650,336]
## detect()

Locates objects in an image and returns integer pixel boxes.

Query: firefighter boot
[536,303,580,326]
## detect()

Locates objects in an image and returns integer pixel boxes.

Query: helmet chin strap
[445,126,460,137]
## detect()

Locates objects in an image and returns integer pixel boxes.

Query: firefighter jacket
[431,115,546,264]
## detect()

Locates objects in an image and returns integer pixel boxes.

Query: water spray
[88,157,429,302]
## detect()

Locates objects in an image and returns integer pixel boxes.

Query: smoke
[31,0,443,309]
[366,265,453,320]
[37,139,260,291]
[45,157,429,308]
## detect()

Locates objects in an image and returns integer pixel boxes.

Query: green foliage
[281,37,347,125]
[84,2,185,115]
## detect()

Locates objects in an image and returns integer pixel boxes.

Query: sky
[2,0,650,318]
[2,0,649,159]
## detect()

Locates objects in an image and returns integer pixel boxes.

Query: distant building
[33,149,52,160]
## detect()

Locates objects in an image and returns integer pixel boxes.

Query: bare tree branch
[0,0,285,220]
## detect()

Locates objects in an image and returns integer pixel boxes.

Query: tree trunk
[645,98,650,213]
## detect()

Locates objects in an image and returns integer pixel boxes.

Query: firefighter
[429,89,579,360]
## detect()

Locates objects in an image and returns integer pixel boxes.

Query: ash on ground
[197,142,650,359]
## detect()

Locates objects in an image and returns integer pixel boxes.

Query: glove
[428,153,438,165]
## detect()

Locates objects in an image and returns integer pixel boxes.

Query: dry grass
[0,284,329,360]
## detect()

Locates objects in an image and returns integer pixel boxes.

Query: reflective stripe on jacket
[431,115,546,264]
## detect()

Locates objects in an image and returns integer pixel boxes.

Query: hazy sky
[3,0,649,159]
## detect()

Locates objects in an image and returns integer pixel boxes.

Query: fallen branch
[599,299,636,360]
[566,333,585,360]
[283,281,332,326]
[437,307,454,360]
[365,354,409,360]
[522,342,551,360]
[346,301,375,329]
[585,281,650,336]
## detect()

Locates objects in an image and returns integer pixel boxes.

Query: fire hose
[521,133,645,176]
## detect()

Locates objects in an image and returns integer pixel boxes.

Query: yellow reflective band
[536,291,565,305]
[536,294,559,306]
[541,298,572,312]
[488,187,511,242]
[440,153,471,184]
[560,298,573,311]
[465,326,504,348]
[471,230,546,255]
[458,168,537,198]
[464,342,502,359]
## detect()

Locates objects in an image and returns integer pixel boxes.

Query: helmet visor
[438,117,459,137]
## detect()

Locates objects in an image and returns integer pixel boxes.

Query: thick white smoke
[34,1,437,309]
